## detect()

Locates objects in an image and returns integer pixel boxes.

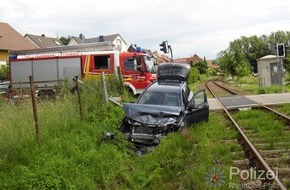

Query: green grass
[0,90,243,190]
[2,77,289,189]
[233,109,290,149]
[275,103,290,116]
[178,114,241,190]
[256,85,285,94]
[0,97,242,189]
[0,98,134,189]
[221,75,290,94]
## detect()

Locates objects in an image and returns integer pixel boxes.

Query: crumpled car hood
[123,103,182,125]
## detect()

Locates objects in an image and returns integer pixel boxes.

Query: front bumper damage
[120,103,183,148]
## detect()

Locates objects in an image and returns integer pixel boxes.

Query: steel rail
[206,81,287,190]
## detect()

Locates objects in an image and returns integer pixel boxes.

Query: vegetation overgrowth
[0,76,245,189]
[1,74,290,189]
[216,30,290,79]
[219,75,290,94]
[233,109,290,151]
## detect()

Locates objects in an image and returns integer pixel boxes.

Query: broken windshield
[138,91,181,107]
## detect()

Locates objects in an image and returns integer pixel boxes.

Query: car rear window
[138,91,181,107]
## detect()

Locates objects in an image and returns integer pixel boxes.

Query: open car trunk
[157,62,190,81]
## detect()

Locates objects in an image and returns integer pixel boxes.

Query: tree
[193,60,208,74]
[217,50,234,75]
[243,35,271,72]
[216,46,251,79]
[0,64,9,80]
[283,55,290,73]
[227,36,270,73]
[188,67,200,84]
[268,31,290,73]
[268,31,289,45]
[216,30,290,77]
[59,36,70,45]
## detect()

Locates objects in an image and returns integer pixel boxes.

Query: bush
[0,64,9,80]
[257,85,282,94]
[188,67,200,84]
[233,75,258,84]
[257,88,265,94]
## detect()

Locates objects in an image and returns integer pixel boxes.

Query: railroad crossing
[206,81,290,190]
[208,92,290,110]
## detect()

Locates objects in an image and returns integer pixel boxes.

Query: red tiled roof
[0,22,36,51]
[174,54,203,64]
[174,58,187,63]
[175,54,219,69]
[186,54,203,63]
[207,60,219,69]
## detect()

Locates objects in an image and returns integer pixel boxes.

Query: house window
[94,55,110,69]
[116,39,122,51]
[116,39,121,46]
[54,41,60,45]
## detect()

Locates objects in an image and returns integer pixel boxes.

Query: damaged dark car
[120,63,209,149]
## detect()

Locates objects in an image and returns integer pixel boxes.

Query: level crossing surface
[208,92,290,110]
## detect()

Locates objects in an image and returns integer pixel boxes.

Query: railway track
[206,80,290,190]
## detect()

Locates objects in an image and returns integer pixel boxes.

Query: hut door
[270,63,280,85]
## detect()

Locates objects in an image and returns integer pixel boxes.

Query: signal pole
[276,43,286,93]
[281,57,284,93]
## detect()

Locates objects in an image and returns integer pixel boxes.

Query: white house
[68,33,127,52]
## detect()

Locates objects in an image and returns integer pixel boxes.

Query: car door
[184,89,209,126]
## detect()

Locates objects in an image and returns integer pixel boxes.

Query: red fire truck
[9,49,157,96]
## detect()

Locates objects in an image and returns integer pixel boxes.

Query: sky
[1,0,290,59]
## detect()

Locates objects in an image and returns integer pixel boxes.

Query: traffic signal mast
[159,41,169,53]
[159,40,173,60]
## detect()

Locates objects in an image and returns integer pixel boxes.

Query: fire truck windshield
[144,56,157,73]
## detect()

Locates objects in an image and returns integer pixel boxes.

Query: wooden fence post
[29,76,40,145]
[75,76,83,120]
[102,72,109,104]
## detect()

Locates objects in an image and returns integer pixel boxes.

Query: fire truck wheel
[124,86,134,97]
